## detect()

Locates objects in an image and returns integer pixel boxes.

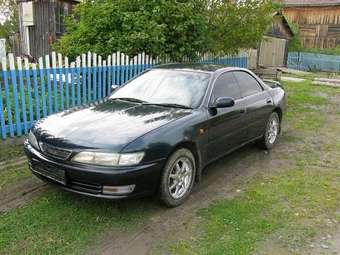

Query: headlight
[28,131,39,150]
[118,152,145,166]
[71,151,144,166]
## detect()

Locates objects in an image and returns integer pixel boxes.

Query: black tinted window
[212,72,241,100]
[234,71,263,97]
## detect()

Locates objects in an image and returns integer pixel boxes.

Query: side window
[212,72,241,101]
[233,71,263,97]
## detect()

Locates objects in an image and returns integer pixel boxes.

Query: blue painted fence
[288,52,340,72]
[0,51,248,140]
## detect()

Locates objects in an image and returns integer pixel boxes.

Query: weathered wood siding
[28,0,56,60]
[284,6,340,48]
[259,36,288,67]
[17,0,78,60]
[267,15,293,40]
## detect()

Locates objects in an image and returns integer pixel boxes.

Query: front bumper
[24,141,164,199]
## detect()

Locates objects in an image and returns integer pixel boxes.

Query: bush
[53,0,275,60]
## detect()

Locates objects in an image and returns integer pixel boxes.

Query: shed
[283,0,340,48]
[257,12,294,68]
[16,0,80,60]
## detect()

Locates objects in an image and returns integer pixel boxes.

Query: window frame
[232,70,265,98]
[209,71,242,104]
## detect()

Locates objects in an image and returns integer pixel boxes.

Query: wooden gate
[259,36,288,67]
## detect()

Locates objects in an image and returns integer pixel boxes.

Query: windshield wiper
[113,97,148,104]
[143,103,193,109]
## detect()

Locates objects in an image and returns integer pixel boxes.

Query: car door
[233,71,274,141]
[206,72,247,162]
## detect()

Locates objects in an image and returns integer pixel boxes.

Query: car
[24,64,287,207]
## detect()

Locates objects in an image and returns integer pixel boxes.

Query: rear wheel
[259,112,281,150]
[159,148,196,207]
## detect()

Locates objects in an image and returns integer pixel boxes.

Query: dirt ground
[86,132,302,254]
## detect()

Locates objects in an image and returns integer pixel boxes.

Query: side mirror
[111,84,119,93]
[213,97,235,108]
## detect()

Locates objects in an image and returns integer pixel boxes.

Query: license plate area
[32,164,66,185]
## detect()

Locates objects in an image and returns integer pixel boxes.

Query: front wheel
[259,112,281,150]
[159,148,196,207]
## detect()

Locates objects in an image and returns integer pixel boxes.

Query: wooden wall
[284,6,340,48]
[17,0,78,60]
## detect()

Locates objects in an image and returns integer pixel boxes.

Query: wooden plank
[120,53,125,84]
[93,53,97,100]
[31,63,40,121]
[58,53,64,111]
[17,57,28,133]
[44,55,52,115]
[112,53,116,85]
[64,56,70,109]
[8,54,22,136]
[133,55,138,78]
[125,55,129,83]
[98,55,102,99]
[70,62,76,108]
[137,53,142,75]
[107,55,112,95]
[51,52,58,112]
[76,57,81,106]
[82,53,87,105]
[0,57,8,138]
[116,52,121,85]
[24,58,34,127]
[87,52,92,102]
[102,60,107,98]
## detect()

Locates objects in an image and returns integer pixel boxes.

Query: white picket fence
[0,51,248,139]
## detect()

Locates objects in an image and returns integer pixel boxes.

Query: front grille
[30,162,66,185]
[69,180,102,194]
[39,142,72,160]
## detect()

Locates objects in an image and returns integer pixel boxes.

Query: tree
[206,0,275,54]
[288,22,303,52]
[54,0,208,60]
[53,0,275,60]
[0,0,18,51]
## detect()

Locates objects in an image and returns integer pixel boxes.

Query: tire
[258,112,281,150]
[159,148,196,207]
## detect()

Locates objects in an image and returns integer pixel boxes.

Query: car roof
[153,63,240,73]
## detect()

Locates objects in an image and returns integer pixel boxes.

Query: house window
[55,1,70,38]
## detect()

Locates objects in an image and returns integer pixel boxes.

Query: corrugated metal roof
[284,0,340,7]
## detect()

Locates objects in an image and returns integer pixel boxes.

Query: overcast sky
[0,2,11,24]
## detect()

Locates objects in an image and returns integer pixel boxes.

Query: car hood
[34,99,192,151]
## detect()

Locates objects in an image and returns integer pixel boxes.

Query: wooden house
[16,0,80,60]
[283,0,340,48]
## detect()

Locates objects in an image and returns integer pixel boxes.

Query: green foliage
[0,0,18,51]
[288,21,303,52]
[54,0,208,60]
[53,0,275,60]
[206,0,275,55]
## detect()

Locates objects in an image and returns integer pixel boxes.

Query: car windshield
[110,69,211,108]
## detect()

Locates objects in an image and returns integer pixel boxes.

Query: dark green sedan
[25,64,286,207]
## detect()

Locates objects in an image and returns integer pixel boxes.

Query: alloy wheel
[267,117,279,144]
[168,157,193,199]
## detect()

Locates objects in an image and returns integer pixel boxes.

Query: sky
[0,2,11,24]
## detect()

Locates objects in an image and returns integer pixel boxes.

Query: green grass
[170,79,340,254]
[0,139,25,162]
[0,191,151,254]
[0,164,31,191]
[172,167,340,255]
